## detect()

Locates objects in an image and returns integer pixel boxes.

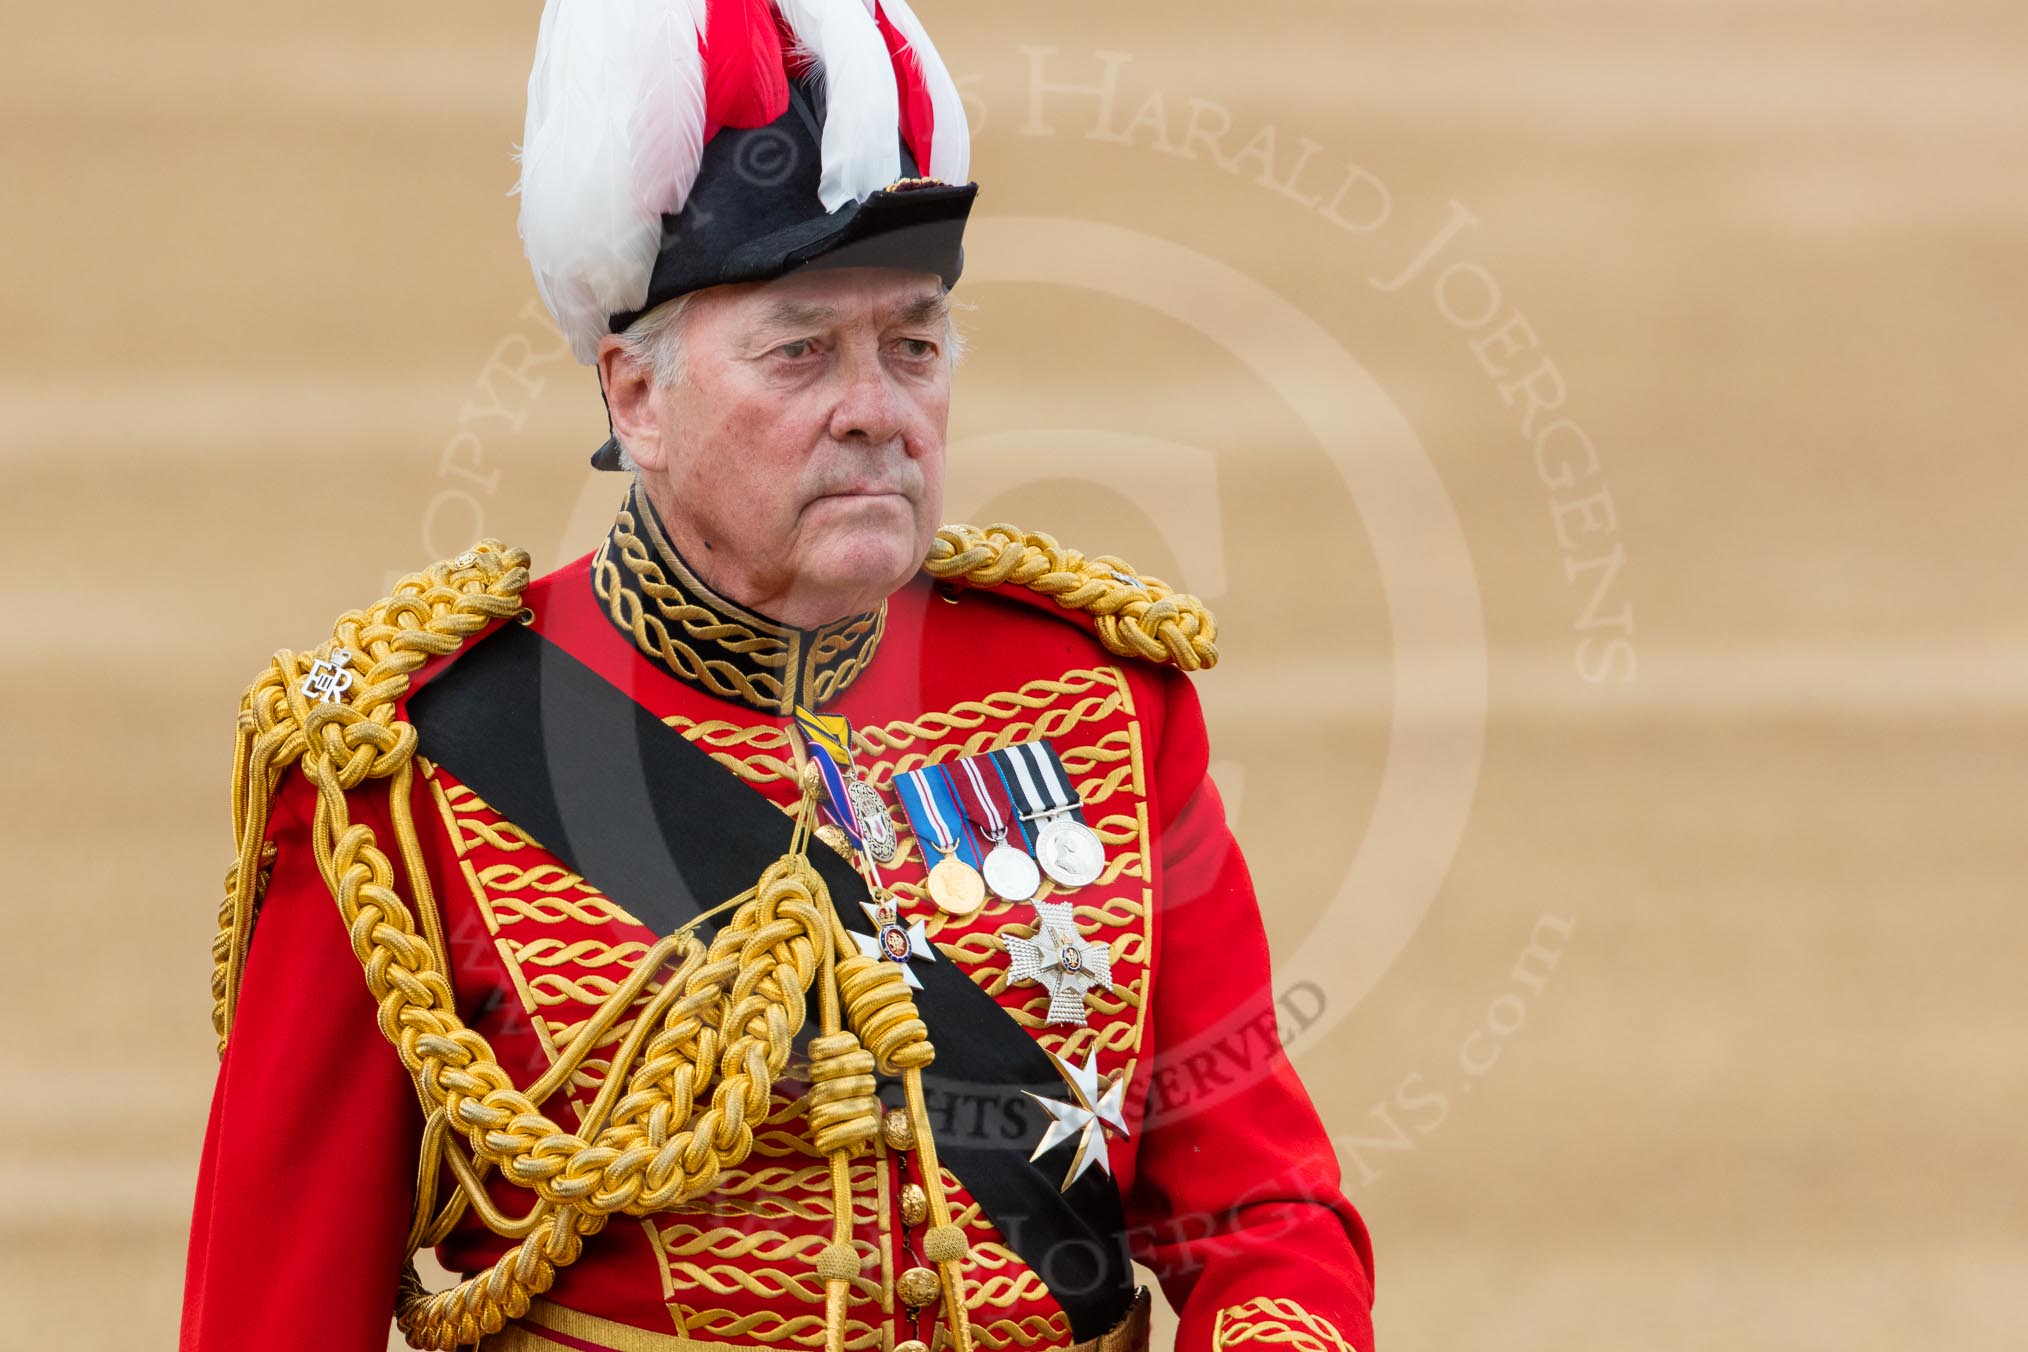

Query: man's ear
[596,337,664,472]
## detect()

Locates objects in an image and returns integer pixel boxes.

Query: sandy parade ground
[3,2,2025,1348]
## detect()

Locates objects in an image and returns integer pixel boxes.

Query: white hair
[606,289,970,473]
[613,293,699,390]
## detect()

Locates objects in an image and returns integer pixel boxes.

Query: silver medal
[844,776,898,864]
[998,740,1107,892]
[981,840,1041,902]
[1034,814,1105,889]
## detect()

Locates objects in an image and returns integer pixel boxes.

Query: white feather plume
[874,0,970,183]
[516,0,708,364]
[774,0,901,211]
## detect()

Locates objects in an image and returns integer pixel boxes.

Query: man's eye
[775,340,815,359]
[896,338,937,360]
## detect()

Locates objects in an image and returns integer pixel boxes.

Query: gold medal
[926,854,986,915]
[900,764,990,916]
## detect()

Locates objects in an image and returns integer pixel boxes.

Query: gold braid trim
[592,489,886,714]
[924,524,1219,671]
[1211,1297,1357,1352]
[208,542,974,1352]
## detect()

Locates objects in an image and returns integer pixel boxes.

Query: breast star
[1025,1048,1133,1191]
[1004,901,1113,1026]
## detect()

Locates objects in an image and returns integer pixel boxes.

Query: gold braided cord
[924,524,1219,671]
[208,542,974,1352]
[212,545,530,1050]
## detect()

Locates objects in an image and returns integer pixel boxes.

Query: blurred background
[5,1,2025,1348]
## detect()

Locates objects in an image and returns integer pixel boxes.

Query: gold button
[895,1343,930,1352]
[814,823,854,859]
[899,1181,928,1227]
[881,1106,916,1152]
[896,1265,941,1310]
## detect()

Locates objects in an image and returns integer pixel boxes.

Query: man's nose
[826,342,909,450]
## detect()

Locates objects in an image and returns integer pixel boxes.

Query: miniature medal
[997,740,1105,889]
[1025,1048,1132,1191]
[952,754,1040,902]
[851,898,935,988]
[1004,901,1112,1026]
[897,766,986,916]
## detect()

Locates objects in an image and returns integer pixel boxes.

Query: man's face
[603,267,953,628]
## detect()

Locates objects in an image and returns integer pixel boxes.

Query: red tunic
[183,491,1375,1352]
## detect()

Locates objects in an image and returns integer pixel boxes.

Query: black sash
[408,621,1135,1336]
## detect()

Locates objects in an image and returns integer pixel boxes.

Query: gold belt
[479,1287,1154,1352]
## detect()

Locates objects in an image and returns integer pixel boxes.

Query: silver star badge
[1025,1048,1132,1191]
[852,899,935,988]
[1005,902,1112,1026]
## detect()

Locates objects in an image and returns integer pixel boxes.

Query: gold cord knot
[806,1032,881,1156]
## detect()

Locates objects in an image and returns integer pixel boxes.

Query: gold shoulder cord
[209,543,976,1352]
[925,524,1219,672]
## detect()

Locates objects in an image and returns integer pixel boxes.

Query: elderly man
[183,4,1374,1352]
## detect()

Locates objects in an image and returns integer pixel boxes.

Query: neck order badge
[996,740,1106,889]
[853,898,936,988]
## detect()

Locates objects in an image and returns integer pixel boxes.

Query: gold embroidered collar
[591,481,886,715]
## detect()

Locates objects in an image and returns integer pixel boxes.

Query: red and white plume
[516,0,972,364]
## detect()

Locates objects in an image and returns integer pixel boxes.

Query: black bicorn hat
[515,0,978,471]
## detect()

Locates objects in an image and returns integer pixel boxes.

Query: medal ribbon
[896,762,981,867]
[894,765,986,870]
[945,758,1030,851]
[792,703,865,845]
[901,767,960,856]
[953,762,1009,835]
[931,763,990,863]
[794,705,855,769]
[997,740,1081,820]
[807,744,862,846]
